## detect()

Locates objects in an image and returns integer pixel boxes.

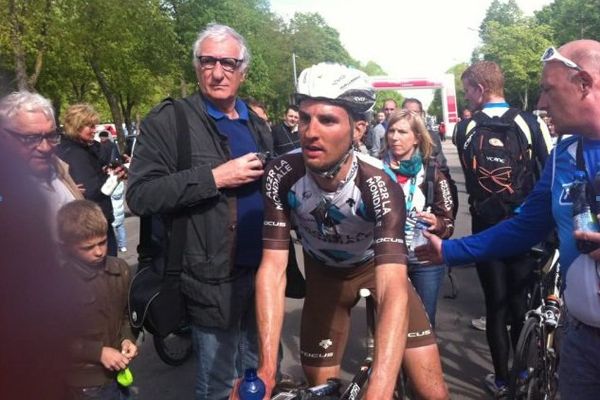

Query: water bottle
[542,294,561,329]
[571,170,600,253]
[593,166,600,214]
[411,220,430,251]
[238,368,265,400]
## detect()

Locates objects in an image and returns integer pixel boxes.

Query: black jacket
[56,136,114,223]
[126,92,273,328]
[271,122,300,156]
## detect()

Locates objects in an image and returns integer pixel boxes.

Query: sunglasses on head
[540,47,582,71]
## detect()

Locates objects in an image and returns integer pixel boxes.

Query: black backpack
[460,108,534,224]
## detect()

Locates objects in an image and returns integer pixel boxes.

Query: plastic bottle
[411,220,430,250]
[238,368,265,400]
[572,170,600,253]
[593,166,600,214]
[542,294,561,329]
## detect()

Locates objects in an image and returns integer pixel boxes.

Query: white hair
[192,23,251,72]
[0,91,55,127]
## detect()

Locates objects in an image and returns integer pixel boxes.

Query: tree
[54,0,179,142]
[475,1,553,110]
[536,0,600,45]
[0,0,56,91]
[476,19,552,109]
[479,0,523,43]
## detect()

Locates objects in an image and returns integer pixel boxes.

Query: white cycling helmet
[295,62,375,120]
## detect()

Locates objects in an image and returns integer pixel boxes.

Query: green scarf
[387,151,423,177]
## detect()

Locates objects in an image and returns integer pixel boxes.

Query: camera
[255,151,274,165]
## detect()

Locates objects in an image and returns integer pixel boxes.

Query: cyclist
[253,63,448,400]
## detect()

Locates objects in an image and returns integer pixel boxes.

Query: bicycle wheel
[153,326,193,366]
[510,317,542,399]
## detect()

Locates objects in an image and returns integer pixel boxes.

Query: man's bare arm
[255,248,289,398]
[364,263,409,400]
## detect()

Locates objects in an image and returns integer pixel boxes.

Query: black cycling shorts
[300,253,436,367]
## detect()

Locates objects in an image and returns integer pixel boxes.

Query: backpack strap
[424,157,436,210]
[576,136,585,171]
[138,98,191,277]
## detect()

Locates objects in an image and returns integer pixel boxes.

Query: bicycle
[509,246,561,400]
[272,288,406,399]
[152,324,193,366]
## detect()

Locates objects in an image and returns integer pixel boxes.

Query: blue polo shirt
[205,98,263,267]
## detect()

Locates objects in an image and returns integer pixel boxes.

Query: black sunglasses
[196,55,243,72]
[3,127,61,147]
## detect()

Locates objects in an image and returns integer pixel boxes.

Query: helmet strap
[311,146,353,180]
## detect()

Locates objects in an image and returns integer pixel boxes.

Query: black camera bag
[129,98,190,337]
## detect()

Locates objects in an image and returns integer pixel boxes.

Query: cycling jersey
[443,135,600,327]
[263,151,408,267]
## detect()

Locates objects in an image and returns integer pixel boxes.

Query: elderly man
[0,91,82,235]
[126,23,272,400]
[416,39,600,399]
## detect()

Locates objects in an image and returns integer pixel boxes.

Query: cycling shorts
[300,253,436,367]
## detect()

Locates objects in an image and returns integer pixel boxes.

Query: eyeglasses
[196,55,243,72]
[540,47,582,71]
[3,127,61,147]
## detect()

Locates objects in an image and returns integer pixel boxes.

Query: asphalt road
[121,140,494,399]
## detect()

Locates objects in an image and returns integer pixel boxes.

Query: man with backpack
[453,61,552,397]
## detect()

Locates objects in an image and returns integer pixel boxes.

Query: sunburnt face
[537,62,581,135]
[298,99,352,174]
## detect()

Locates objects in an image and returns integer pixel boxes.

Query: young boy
[57,200,137,400]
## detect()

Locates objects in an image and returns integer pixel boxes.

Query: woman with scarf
[382,110,455,327]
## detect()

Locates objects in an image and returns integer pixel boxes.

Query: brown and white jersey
[262,152,408,267]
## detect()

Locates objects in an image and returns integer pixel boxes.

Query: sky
[270,0,553,106]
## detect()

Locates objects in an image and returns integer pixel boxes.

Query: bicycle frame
[511,249,561,400]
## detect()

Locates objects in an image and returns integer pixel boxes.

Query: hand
[415,210,440,232]
[76,183,86,195]
[100,347,130,371]
[213,152,264,189]
[574,230,600,261]
[228,373,272,400]
[120,339,138,360]
[414,230,444,265]
[113,165,128,181]
[257,368,276,400]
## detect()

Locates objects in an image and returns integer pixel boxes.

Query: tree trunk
[89,59,126,146]
[9,0,32,91]
[180,76,188,97]
[27,0,52,89]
